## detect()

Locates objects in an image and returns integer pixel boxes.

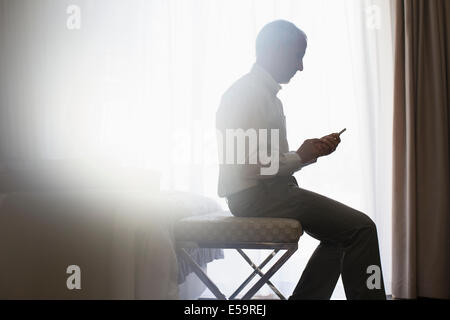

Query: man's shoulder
[217,72,263,126]
[221,72,261,102]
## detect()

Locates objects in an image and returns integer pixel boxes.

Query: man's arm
[255,137,338,178]
[217,89,340,180]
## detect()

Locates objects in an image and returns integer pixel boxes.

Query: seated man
[216,20,386,300]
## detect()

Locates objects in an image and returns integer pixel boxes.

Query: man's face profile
[256,21,308,85]
[275,36,307,84]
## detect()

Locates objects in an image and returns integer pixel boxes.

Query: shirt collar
[250,63,282,95]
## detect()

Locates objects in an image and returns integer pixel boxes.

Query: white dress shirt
[216,63,310,197]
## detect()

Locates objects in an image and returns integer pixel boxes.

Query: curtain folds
[392,0,450,299]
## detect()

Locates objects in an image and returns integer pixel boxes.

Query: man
[216,20,386,300]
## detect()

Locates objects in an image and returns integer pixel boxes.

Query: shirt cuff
[285,151,318,171]
[284,151,304,170]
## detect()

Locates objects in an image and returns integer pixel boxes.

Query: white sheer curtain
[2,0,394,299]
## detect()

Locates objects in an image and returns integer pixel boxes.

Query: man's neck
[255,61,281,84]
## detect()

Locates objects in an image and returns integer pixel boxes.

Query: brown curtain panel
[393,0,450,299]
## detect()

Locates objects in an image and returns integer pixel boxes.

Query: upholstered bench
[174,211,303,300]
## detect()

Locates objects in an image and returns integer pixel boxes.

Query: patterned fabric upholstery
[174,212,303,244]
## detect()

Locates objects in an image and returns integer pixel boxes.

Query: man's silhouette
[216,20,387,300]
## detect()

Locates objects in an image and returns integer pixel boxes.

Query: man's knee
[356,212,378,233]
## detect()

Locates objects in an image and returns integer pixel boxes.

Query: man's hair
[255,20,307,58]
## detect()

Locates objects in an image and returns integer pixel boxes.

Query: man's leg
[258,185,387,300]
[289,241,343,300]
[227,179,387,300]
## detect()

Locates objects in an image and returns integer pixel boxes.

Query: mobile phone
[338,128,347,136]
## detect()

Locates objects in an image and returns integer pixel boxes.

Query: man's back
[216,64,303,198]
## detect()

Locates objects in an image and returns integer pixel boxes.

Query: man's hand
[318,133,341,156]
[296,133,341,164]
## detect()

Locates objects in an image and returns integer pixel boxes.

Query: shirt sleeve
[255,148,315,179]
[279,151,317,174]
[280,151,304,173]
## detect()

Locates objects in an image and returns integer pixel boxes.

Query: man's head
[256,20,307,84]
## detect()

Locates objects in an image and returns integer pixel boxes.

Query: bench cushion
[174,212,303,244]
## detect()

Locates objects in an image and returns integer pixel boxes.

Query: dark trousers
[226,176,387,300]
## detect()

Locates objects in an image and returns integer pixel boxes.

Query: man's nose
[298,62,304,71]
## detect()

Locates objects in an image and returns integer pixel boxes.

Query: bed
[0,160,223,299]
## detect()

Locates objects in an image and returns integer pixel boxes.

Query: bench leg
[241,246,298,300]
[177,248,227,300]
[232,249,286,300]
[178,244,298,300]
